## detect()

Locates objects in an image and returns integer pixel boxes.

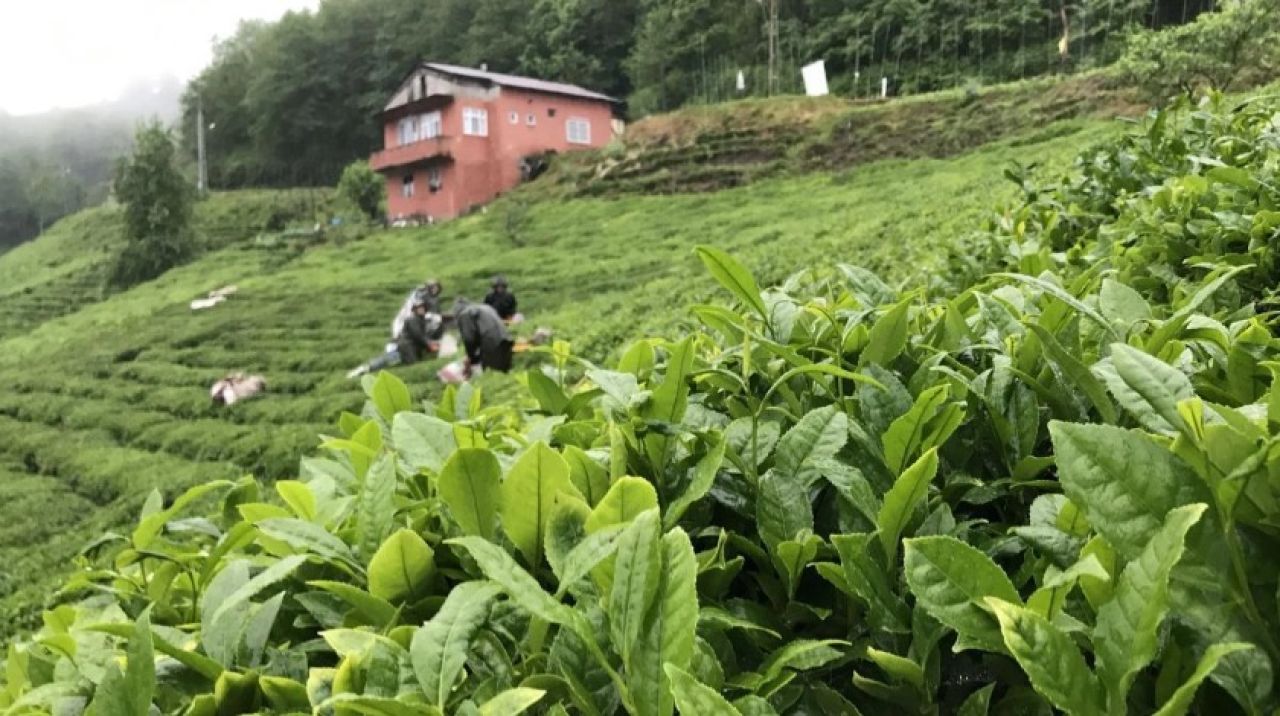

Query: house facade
[369,63,620,222]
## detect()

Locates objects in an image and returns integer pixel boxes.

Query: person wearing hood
[454,297,514,375]
[483,275,518,321]
[393,278,445,340]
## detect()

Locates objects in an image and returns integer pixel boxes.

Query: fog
[0,0,319,116]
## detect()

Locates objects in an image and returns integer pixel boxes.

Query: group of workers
[347,275,525,380]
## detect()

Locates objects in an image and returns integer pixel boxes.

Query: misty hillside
[0,76,183,250]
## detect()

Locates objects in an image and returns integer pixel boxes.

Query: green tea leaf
[564,445,611,507]
[85,608,154,716]
[1098,279,1151,327]
[861,296,913,367]
[411,581,502,706]
[629,526,698,716]
[556,522,626,597]
[367,529,435,603]
[259,518,359,567]
[438,448,502,540]
[832,533,910,633]
[393,413,458,474]
[479,688,546,716]
[1102,343,1195,436]
[356,454,397,562]
[957,683,996,716]
[1094,504,1207,710]
[774,406,848,482]
[1026,324,1118,424]
[1152,643,1254,716]
[307,580,398,627]
[882,386,949,475]
[1049,422,1208,559]
[664,664,742,715]
[696,245,768,320]
[877,448,939,565]
[757,468,813,550]
[501,441,581,568]
[371,371,413,422]
[665,431,726,529]
[903,536,1020,653]
[759,639,847,684]
[985,598,1106,715]
[447,537,571,625]
[610,509,662,662]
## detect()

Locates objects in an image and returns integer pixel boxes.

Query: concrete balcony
[369,136,455,172]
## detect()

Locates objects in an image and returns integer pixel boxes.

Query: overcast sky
[0,0,320,115]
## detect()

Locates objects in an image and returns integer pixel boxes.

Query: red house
[370,62,621,222]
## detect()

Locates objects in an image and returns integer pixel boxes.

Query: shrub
[337,160,384,221]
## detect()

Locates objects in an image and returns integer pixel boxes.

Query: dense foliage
[183,0,1211,187]
[1117,0,1280,98]
[2,94,1278,714]
[109,124,196,287]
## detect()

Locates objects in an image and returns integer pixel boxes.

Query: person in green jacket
[454,297,514,375]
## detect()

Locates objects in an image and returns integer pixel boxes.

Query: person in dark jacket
[349,300,441,378]
[483,275,518,321]
[454,298,514,374]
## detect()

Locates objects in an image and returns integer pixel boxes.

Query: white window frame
[509,111,519,124]
[566,117,591,145]
[401,173,415,198]
[421,111,442,139]
[397,116,419,146]
[463,107,489,137]
[526,113,537,127]
[428,166,443,192]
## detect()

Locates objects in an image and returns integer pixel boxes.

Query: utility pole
[197,95,208,194]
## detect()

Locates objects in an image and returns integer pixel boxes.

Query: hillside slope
[0,95,1121,635]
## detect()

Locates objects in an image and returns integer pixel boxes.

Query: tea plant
[4,230,1278,713]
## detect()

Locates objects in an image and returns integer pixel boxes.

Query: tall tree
[111,124,195,287]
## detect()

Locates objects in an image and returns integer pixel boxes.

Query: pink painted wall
[376,86,616,222]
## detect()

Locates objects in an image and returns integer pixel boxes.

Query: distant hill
[0,76,183,250]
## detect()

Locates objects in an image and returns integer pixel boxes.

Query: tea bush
[2,95,1279,714]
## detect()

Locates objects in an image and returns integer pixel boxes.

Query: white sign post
[801,60,829,97]
[880,77,888,98]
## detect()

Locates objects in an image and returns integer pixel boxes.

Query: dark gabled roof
[421,62,619,104]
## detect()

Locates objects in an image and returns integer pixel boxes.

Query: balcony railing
[369,136,454,172]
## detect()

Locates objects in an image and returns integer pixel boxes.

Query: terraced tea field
[0,113,1116,636]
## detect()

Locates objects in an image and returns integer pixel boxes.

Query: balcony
[369,136,455,173]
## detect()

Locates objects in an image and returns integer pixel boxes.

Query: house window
[526,113,537,127]
[397,116,419,145]
[509,111,519,124]
[401,173,415,198]
[566,118,591,145]
[421,111,442,139]
[463,107,488,137]
[428,167,443,192]
[548,108,557,117]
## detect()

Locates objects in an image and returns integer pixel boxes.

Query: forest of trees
[182,0,1217,190]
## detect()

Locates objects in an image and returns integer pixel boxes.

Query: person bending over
[454,297,514,375]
